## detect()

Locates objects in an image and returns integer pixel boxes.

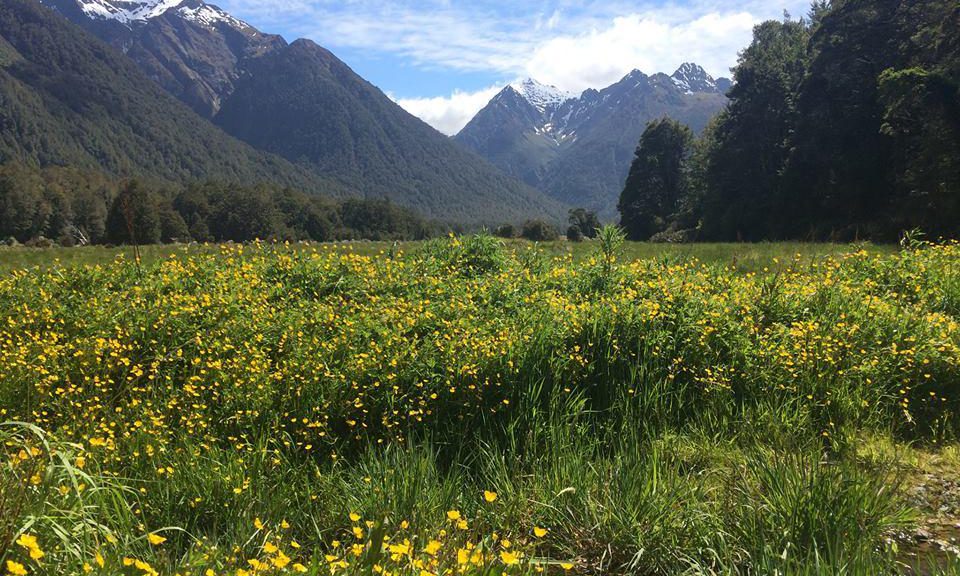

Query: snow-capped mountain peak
[177,3,250,29]
[45,0,250,29]
[67,0,185,23]
[510,78,574,113]
[671,63,717,94]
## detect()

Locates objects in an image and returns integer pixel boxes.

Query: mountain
[38,0,284,117]
[456,64,730,218]
[511,79,575,113]
[38,0,566,223]
[0,0,346,194]
[211,39,564,223]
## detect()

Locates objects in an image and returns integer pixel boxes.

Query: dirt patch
[896,472,960,573]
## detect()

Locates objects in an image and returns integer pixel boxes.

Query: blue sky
[214,0,813,133]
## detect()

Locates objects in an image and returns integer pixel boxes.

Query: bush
[566,225,585,242]
[24,236,54,248]
[568,208,601,239]
[521,219,559,241]
[494,224,516,238]
[418,232,506,277]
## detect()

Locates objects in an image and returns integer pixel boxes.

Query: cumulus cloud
[392,85,503,135]
[526,11,758,94]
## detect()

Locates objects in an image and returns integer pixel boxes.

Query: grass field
[0,239,892,274]
[1,231,958,575]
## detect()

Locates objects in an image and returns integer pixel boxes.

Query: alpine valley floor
[1,234,959,575]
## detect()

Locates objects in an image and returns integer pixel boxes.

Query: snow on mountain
[477,65,727,145]
[510,79,574,113]
[67,0,184,23]
[456,63,730,217]
[671,63,718,94]
[49,0,250,28]
[177,4,249,29]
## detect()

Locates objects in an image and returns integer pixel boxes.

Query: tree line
[0,162,438,246]
[619,0,960,242]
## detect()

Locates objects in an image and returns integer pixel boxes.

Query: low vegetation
[1,232,958,574]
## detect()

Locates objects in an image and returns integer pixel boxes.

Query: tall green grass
[0,233,957,574]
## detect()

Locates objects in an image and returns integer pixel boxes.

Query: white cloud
[525,10,759,94]
[217,0,814,132]
[393,85,503,135]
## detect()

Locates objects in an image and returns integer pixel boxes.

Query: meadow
[0,239,889,275]
[0,231,958,575]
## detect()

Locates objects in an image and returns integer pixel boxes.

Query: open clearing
[1,235,957,575]
[0,240,892,274]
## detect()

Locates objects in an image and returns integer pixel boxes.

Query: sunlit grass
[0,239,892,275]
[0,232,956,574]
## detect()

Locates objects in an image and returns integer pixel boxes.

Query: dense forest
[620,0,960,242]
[0,163,438,245]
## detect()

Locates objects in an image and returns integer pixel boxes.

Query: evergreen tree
[157,202,191,243]
[783,0,901,240]
[0,164,47,242]
[700,19,812,240]
[173,185,214,242]
[273,188,336,242]
[618,119,693,241]
[105,181,162,245]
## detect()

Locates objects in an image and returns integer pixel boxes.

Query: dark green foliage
[337,198,434,241]
[566,225,584,242]
[105,181,162,245]
[200,184,288,242]
[782,0,901,240]
[0,163,115,244]
[700,19,812,241]
[681,0,960,241]
[273,188,336,242]
[878,66,960,238]
[0,163,53,242]
[494,224,517,239]
[157,202,190,244]
[170,183,436,243]
[172,186,213,242]
[618,119,693,241]
[521,219,559,242]
[567,208,601,239]
[784,0,960,240]
[0,162,438,245]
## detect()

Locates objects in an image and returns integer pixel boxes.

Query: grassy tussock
[0,233,958,574]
